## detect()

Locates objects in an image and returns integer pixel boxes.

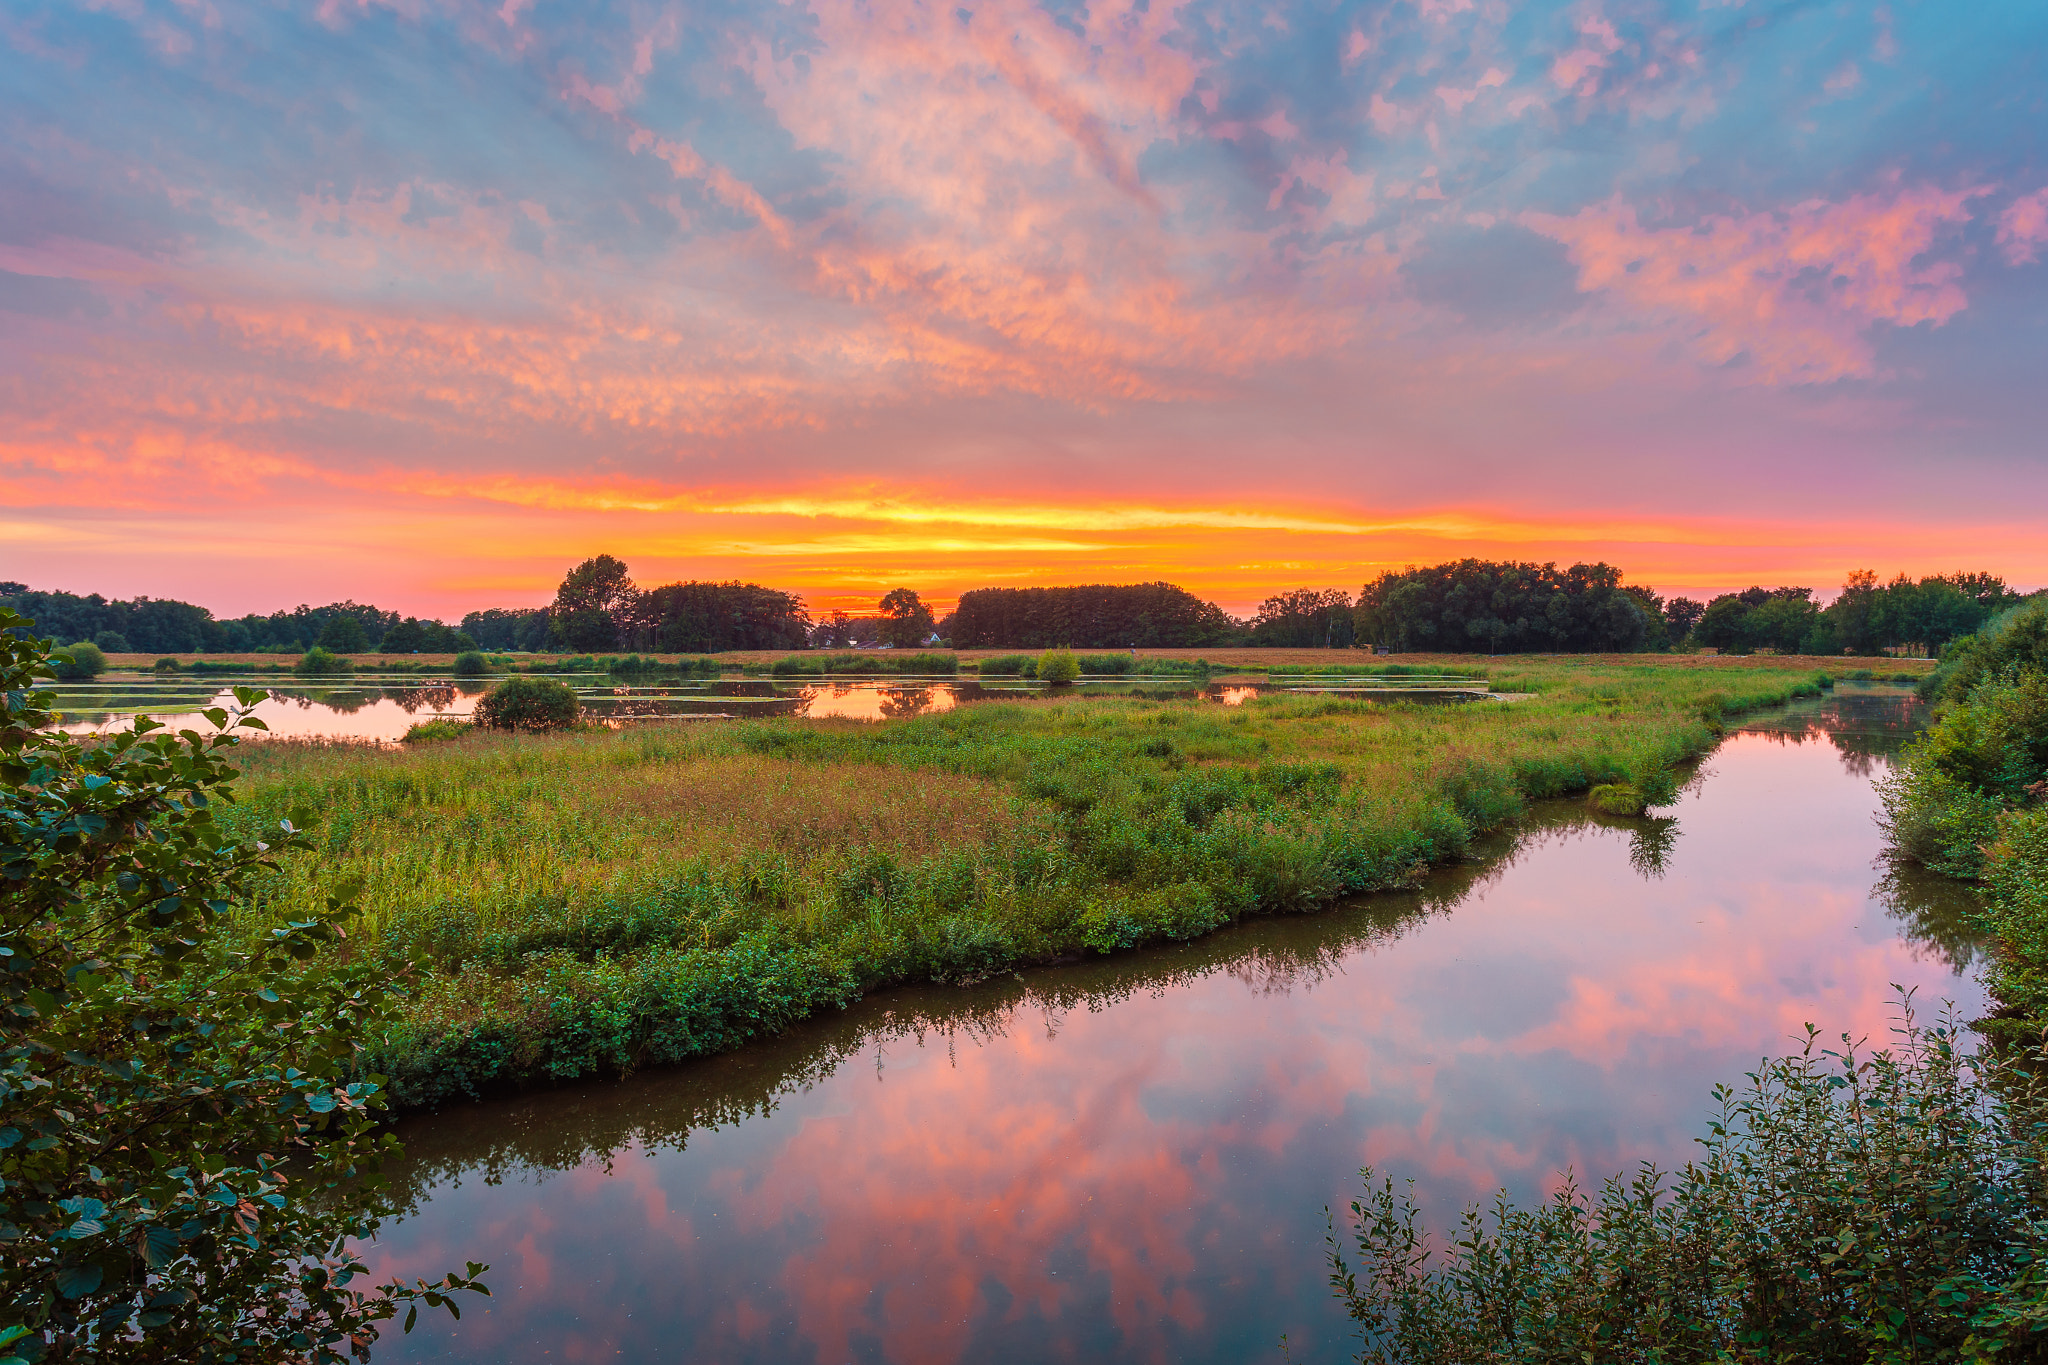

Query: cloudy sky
[3,0,2043,617]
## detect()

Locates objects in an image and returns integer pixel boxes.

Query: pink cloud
[1525,181,1987,383]
[1997,188,2048,265]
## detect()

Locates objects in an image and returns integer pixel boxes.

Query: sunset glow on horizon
[4,0,2044,618]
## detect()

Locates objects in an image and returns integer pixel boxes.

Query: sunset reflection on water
[361,687,1977,1364]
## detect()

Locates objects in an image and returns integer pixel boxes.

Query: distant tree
[811,610,859,649]
[1824,569,1881,654]
[1356,560,1655,654]
[1663,597,1706,642]
[1250,588,1354,648]
[629,581,810,652]
[92,630,132,654]
[461,607,551,652]
[380,619,428,653]
[878,589,938,648]
[950,583,1238,649]
[318,613,371,654]
[550,556,637,652]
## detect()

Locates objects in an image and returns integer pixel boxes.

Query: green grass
[222,660,1831,1106]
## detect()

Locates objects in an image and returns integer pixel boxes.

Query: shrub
[402,718,472,744]
[1036,648,1081,685]
[473,675,581,731]
[0,609,487,1358]
[451,650,489,677]
[92,630,131,654]
[152,657,181,673]
[1330,1002,2048,1364]
[294,646,353,676]
[1076,653,1134,675]
[50,641,106,679]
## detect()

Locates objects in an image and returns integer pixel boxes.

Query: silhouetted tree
[550,555,637,651]
[878,589,937,648]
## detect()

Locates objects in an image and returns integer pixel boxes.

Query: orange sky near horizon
[7,468,2042,619]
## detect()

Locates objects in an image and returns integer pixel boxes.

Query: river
[357,683,1980,1363]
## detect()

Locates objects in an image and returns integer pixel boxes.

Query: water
[42,675,1460,737]
[353,685,1974,1363]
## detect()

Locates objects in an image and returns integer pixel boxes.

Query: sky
[2,0,2044,619]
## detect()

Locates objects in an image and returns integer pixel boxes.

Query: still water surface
[47,677,1322,736]
[361,685,1976,1363]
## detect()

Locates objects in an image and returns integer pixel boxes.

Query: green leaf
[54,1263,104,1299]
[141,1224,182,1268]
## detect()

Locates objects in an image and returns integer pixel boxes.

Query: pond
[353,683,1981,1363]
[43,675,1471,737]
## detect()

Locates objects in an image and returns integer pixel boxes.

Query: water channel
[345,683,1980,1363]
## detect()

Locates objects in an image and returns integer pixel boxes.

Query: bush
[473,675,581,731]
[1330,1002,2048,1363]
[0,609,486,1358]
[50,641,106,679]
[92,630,131,654]
[1036,648,1081,685]
[293,646,353,676]
[151,656,181,673]
[402,718,472,744]
[1076,653,1134,675]
[451,650,489,677]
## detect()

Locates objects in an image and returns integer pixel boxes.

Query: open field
[218,656,1851,1106]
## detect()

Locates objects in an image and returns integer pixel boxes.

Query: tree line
[5,559,2033,659]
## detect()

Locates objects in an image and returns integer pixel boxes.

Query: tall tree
[549,556,637,652]
[876,589,937,648]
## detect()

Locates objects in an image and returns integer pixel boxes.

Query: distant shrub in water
[451,650,489,677]
[473,675,580,731]
[1330,1002,2048,1364]
[1076,653,1134,675]
[51,641,107,679]
[152,656,182,673]
[293,646,353,676]
[402,718,471,744]
[1036,648,1081,685]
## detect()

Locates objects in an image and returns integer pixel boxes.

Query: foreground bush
[451,650,489,677]
[473,675,580,731]
[1329,1002,2048,1363]
[0,611,484,1361]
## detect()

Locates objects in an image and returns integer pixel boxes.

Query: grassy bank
[223,659,1831,1107]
